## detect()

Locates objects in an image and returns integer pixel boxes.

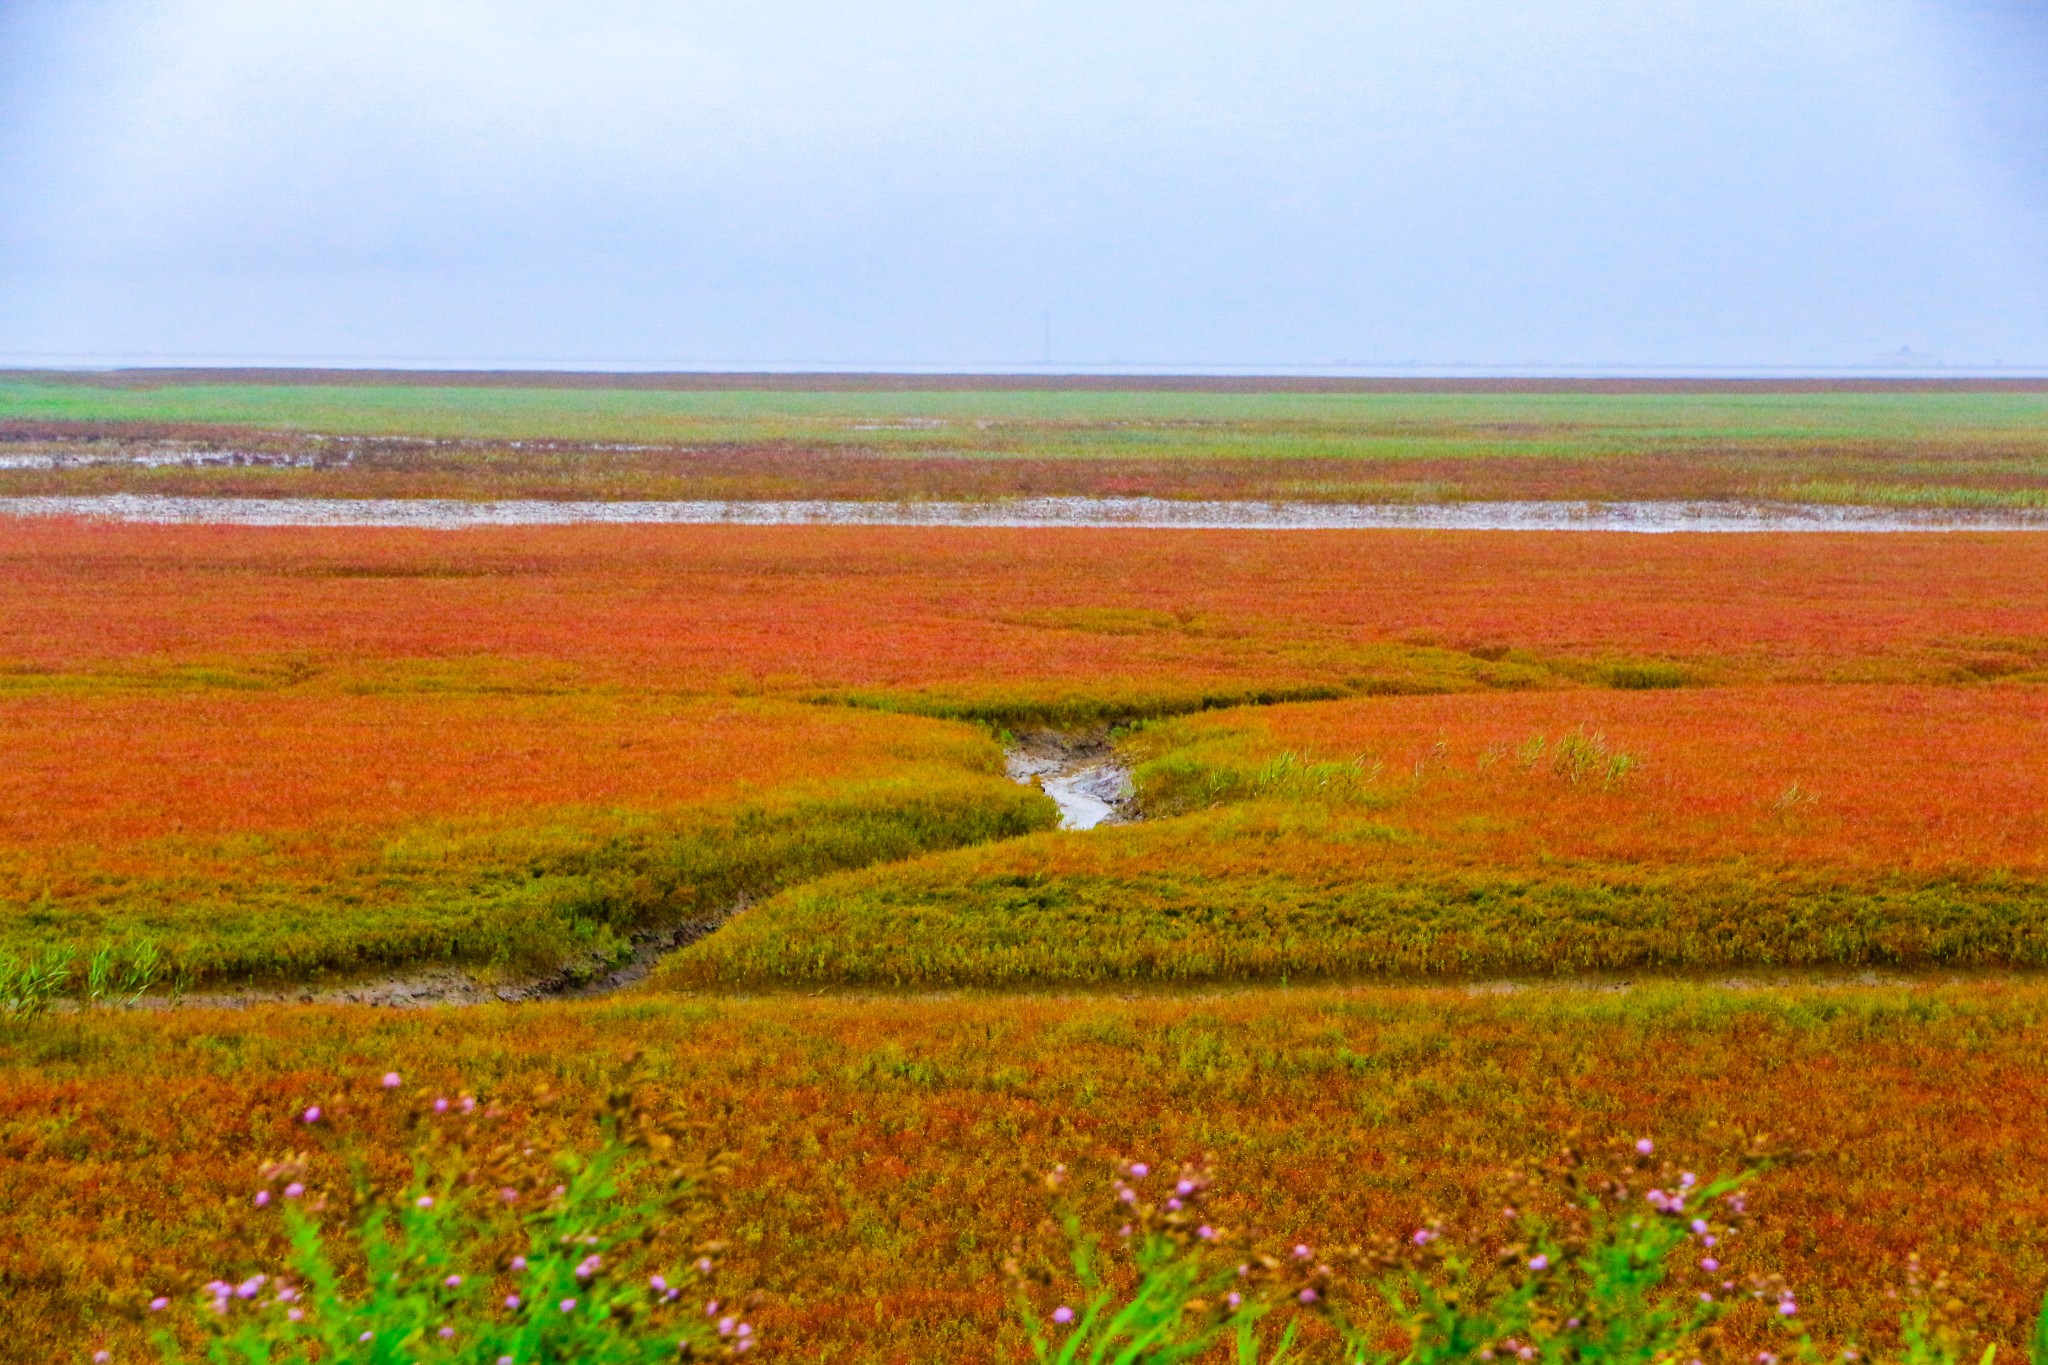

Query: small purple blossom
[1119,1188,1137,1204]
[94,1353,111,1363]
[510,1256,527,1272]
[651,1275,668,1292]
[236,1276,266,1300]
[302,1106,321,1124]
[416,1195,434,1209]
[559,1299,577,1314]
[505,1294,522,1310]
[1294,1244,1312,1259]
[381,1071,402,1088]
[1299,1288,1319,1304]
[718,1316,738,1337]
[358,1332,373,1344]
[150,1297,170,1312]
[283,1182,304,1199]
[444,1274,462,1288]
[695,1256,713,1273]
[287,1308,304,1322]
[1412,1229,1437,1246]
[434,1097,450,1114]
[1691,1219,1709,1235]
[1227,1291,1242,1308]
[500,1187,519,1203]
[1528,1255,1549,1271]
[1636,1138,1654,1155]
[1166,1197,1183,1211]
[254,1190,271,1207]
[1052,1306,1075,1325]
[1780,1301,1799,1318]
[1128,1163,1149,1178]
[1176,1179,1196,1196]
[1702,1258,1720,1272]
[1198,1225,1216,1241]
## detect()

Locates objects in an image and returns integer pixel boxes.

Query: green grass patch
[658,815,2048,989]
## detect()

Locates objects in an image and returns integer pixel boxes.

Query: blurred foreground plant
[1011,1139,2048,1365]
[149,1058,753,1364]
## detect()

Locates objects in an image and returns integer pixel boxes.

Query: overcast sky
[1,0,2044,372]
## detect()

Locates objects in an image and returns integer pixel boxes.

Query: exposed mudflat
[6,494,2048,531]
[1004,731,1137,829]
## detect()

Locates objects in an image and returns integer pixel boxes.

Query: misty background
[1,0,2045,373]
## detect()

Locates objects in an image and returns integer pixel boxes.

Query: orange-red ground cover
[1138,684,2048,874]
[0,692,985,852]
[5,986,2047,1364]
[4,522,2048,714]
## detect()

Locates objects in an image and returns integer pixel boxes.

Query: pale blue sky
[1,1,2044,371]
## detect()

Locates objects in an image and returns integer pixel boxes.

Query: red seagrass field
[3,380,2048,1364]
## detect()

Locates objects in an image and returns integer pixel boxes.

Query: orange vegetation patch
[0,692,980,853]
[1145,684,2048,875]
[5,987,2047,1363]
[3,522,2048,715]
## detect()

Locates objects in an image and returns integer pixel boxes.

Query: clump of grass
[1505,729,1637,786]
[82,940,162,1008]
[1546,727,1639,787]
[0,945,73,1017]
[1604,661,1691,691]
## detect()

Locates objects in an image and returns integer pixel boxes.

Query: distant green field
[5,375,2048,502]
[5,376,2047,450]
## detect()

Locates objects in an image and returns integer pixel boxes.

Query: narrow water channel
[1004,733,1137,830]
